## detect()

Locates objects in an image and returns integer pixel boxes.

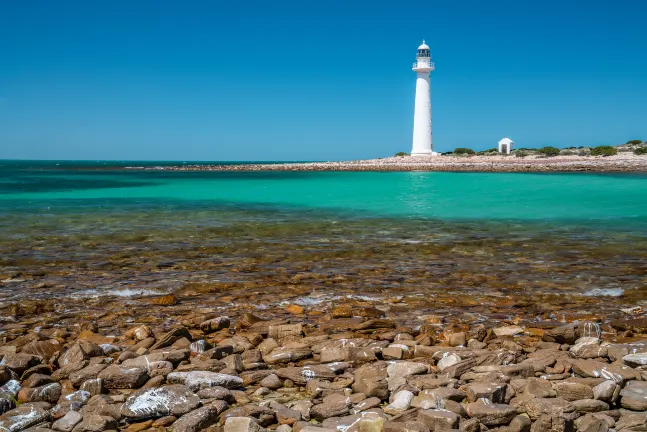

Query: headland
[139,153,647,173]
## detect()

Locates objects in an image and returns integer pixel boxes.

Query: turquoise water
[1,160,646,313]
[2,160,647,228]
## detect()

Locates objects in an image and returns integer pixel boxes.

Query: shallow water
[1,160,646,322]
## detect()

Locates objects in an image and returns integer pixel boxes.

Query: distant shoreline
[133,153,647,173]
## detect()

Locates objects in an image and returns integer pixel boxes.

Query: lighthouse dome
[417,40,430,50]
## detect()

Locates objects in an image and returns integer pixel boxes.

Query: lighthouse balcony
[412,61,435,70]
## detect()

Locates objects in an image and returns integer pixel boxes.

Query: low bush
[394,152,409,157]
[627,140,643,145]
[634,146,647,155]
[453,147,475,155]
[561,150,576,156]
[515,151,528,158]
[590,146,618,156]
[538,146,560,157]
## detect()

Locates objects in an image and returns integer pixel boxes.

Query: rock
[22,374,55,389]
[79,379,104,397]
[524,378,556,398]
[20,341,62,360]
[200,317,231,334]
[570,399,609,413]
[52,410,83,432]
[286,305,305,315]
[69,365,108,388]
[622,353,647,367]
[592,380,616,401]
[71,414,118,432]
[515,397,573,421]
[149,327,192,350]
[58,342,104,368]
[120,384,200,419]
[448,332,467,347]
[420,387,466,403]
[493,326,524,337]
[0,404,52,431]
[123,420,154,432]
[259,374,282,390]
[553,382,594,401]
[576,415,609,432]
[464,382,507,403]
[465,400,518,426]
[310,394,352,421]
[167,371,243,391]
[0,353,41,374]
[268,324,303,340]
[276,366,338,386]
[224,416,266,432]
[384,390,414,414]
[509,415,532,432]
[417,409,459,431]
[269,402,302,425]
[570,338,607,359]
[386,362,427,379]
[97,365,148,389]
[264,345,312,364]
[619,380,647,411]
[196,386,235,403]
[571,359,639,382]
[18,383,61,404]
[436,354,461,372]
[542,324,577,344]
[459,418,480,432]
[170,402,228,432]
[530,414,573,432]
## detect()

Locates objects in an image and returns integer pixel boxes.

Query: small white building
[498,138,514,154]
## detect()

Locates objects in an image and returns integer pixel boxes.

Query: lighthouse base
[411,151,440,157]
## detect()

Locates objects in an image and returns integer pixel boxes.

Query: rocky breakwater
[2,313,647,432]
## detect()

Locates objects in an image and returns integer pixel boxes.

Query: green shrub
[627,140,643,145]
[394,152,410,157]
[634,146,647,155]
[590,146,618,156]
[453,147,475,155]
[561,150,576,156]
[515,151,528,158]
[538,146,560,157]
[578,149,590,156]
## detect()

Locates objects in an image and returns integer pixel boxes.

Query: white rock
[437,353,461,372]
[623,353,647,366]
[167,371,243,391]
[52,410,82,432]
[384,390,414,414]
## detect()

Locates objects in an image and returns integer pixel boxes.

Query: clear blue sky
[1,0,646,161]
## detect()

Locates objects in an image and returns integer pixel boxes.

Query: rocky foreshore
[3,307,647,432]
[133,154,647,173]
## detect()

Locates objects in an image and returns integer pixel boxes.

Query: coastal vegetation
[635,146,647,155]
[538,146,560,157]
[453,147,475,155]
[590,146,618,157]
[627,139,643,145]
[394,152,410,157]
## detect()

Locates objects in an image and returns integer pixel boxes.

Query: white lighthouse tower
[411,40,437,156]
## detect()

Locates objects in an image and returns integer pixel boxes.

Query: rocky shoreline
[131,154,647,173]
[3,304,647,432]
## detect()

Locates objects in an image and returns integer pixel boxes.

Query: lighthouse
[411,40,437,156]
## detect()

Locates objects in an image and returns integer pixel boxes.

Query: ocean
[1,160,646,321]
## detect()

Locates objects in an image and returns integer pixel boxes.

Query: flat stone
[384,390,414,414]
[417,409,459,431]
[0,405,52,432]
[120,384,200,419]
[466,400,517,426]
[524,378,556,398]
[570,399,610,413]
[97,365,148,389]
[464,382,507,403]
[52,410,83,432]
[167,371,243,391]
[493,326,524,337]
[553,382,594,401]
[386,362,427,379]
[71,413,118,432]
[620,380,647,411]
[224,416,266,432]
[171,402,228,432]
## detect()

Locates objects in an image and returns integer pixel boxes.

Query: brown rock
[97,365,149,389]
[553,382,594,401]
[150,326,192,350]
[418,409,459,431]
[465,400,518,426]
